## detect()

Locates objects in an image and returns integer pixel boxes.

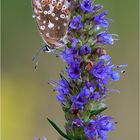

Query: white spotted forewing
[32,0,71,50]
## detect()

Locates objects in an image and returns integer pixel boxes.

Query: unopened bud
[85,60,94,71]
[96,48,107,56]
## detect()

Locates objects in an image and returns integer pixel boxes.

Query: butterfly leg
[32,44,52,69]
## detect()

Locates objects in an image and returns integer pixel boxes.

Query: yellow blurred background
[1,0,139,140]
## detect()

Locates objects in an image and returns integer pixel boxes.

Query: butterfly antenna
[32,45,45,69]
[32,44,52,69]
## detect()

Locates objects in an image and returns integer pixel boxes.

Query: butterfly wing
[32,0,71,49]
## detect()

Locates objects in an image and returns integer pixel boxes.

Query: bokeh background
[1,0,139,140]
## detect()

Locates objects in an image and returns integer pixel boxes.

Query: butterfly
[32,0,71,52]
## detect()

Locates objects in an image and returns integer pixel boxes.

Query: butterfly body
[32,0,71,51]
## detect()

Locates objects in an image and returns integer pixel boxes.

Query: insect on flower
[31,0,71,68]
[32,0,71,51]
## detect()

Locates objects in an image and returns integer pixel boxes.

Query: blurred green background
[1,0,139,140]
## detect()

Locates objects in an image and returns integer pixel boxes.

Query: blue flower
[91,91,101,100]
[70,16,83,30]
[61,47,81,65]
[85,81,98,100]
[56,78,69,94]
[72,118,83,127]
[52,77,69,103]
[68,62,81,79]
[97,31,119,45]
[84,116,115,140]
[78,86,91,103]
[56,92,67,103]
[84,120,97,138]
[71,85,92,111]
[90,59,120,85]
[85,81,96,92]
[72,37,79,47]
[81,0,93,12]
[93,11,110,27]
[71,95,84,111]
[98,130,108,140]
[90,61,109,84]
[93,4,103,13]
[110,72,120,81]
[99,55,111,62]
[80,44,91,55]
[98,116,115,131]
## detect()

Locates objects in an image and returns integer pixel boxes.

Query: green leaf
[89,29,94,35]
[59,73,63,78]
[84,116,90,123]
[47,118,72,140]
[90,107,108,116]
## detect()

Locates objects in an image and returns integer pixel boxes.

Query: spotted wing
[32,0,71,48]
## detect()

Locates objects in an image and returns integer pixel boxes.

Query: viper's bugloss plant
[34,0,127,140]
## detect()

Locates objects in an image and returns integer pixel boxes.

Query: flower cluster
[48,0,127,140]
[84,116,115,140]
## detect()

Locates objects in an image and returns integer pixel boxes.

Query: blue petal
[98,130,108,140]
[110,72,120,81]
